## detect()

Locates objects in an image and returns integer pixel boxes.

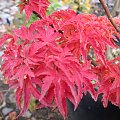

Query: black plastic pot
[68,93,120,120]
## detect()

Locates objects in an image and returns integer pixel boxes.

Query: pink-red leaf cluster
[1,1,120,119]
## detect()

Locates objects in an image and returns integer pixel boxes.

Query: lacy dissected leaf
[35,48,97,117]
[51,13,116,64]
[93,56,120,108]
[18,0,50,22]
[15,77,42,116]
[0,34,13,48]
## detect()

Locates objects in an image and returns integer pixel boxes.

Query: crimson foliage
[0,0,120,119]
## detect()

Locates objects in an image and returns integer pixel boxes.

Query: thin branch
[33,11,42,19]
[99,0,120,33]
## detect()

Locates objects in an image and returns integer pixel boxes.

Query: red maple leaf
[18,0,50,22]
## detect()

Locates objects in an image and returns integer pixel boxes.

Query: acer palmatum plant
[0,0,120,119]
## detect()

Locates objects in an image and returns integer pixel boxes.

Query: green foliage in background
[47,0,62,15]
[62,0,91,13]
[27,13,39,27]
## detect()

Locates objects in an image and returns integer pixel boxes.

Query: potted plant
[0,0,120,120]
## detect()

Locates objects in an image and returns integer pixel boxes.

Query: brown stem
[99,0,120,33]
[33,11,42,19]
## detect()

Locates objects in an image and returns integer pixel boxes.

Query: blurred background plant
[47,0,91,14]
[47,0,63,15]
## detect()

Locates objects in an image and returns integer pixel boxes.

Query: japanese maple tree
[0,0,120,119]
